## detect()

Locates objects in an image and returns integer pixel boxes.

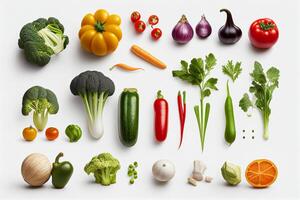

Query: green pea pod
[65,124,82,142]
[224,82,236,144]
[119,88,139,147]
[52,153,73,189]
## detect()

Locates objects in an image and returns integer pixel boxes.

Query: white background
[1,0,299,199]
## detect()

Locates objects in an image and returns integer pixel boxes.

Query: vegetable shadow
[75,44,114,65]
[17,183,51,190]
[151,178,169,187]
[248,43,270,54]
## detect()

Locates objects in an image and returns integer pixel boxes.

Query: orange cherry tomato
[45,127,59,141]
[22,126,37,141]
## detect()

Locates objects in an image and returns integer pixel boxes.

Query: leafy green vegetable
[22,86,59,131]
[239,93,253,113]
[84,153,120,186]
[221,161,241,185]
[239,61,280,140]
[70,71,115,140]
[222,60,242,82]
[173,53,218,151]
[18,17,69,66]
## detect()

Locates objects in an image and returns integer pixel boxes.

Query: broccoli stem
[37,25,65,54]
[80,92,109,139]
[33,110,48,131]
[95,168,113,186]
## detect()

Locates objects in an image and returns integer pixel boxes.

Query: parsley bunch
[172,53,218,151]
[239,61,280,140]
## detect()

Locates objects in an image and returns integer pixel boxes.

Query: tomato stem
[94,21,105,32]
[259,22,274,31]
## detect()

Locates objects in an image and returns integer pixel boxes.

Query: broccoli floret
[84,153,121,186]
[18,17,69,66]
[22,86,59,131]
[70,71,115,139]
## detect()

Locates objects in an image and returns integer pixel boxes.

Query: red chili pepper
[178,91,186,148]
[154,90,169,142]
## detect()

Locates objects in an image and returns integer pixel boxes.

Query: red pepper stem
[55,152,64,163]
[157,90,164,99]
[183,91,186,104]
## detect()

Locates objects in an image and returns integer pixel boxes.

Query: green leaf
[266,67,280,84]
[222,60,242,82]
[239,93,253,112]
[189,58,205,80]
[205,53,217,71]
[180,60,188,72]
[251,61,266,84]
[172,70,200,85]
[204,78,218,90]
[202,89,211,98]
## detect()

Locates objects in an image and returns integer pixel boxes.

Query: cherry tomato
[45,127,59,141]
[151,28,162,40]
[148,15,159,26]
[134,20,146,33]
[248,18,279,49]
[22,126,37,141]
[131,11,141,23]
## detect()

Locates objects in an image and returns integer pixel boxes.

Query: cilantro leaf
[239,93,253,112]
[222,60,242,82]
[205,53,217,71]
[250,61,266,84]
[204,78,218,90]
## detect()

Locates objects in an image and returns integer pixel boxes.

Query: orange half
[245,159,278,188]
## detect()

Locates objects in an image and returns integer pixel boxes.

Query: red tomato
[248,18,279,49]
[131,11,141,23]
[151,28,162,40]
[134,20,146,33]
[45,127,59,141]
[148,15,159,26]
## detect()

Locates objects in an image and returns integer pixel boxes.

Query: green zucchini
[119,88,139,147]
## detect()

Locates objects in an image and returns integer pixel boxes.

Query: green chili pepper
[65,124,82,142]
[52,152,74,189]
[224,81,236,144]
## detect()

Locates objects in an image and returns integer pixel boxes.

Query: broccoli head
[70,71,115,139]
[18,17,69,66]
[84,153,121,186]
[22,86,59,131]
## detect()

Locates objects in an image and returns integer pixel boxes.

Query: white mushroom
[152,160,175,182]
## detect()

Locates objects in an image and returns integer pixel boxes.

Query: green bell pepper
[65,124,82,142]
[52,152,73,189]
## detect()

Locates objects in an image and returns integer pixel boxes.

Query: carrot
[130,45,167,69]
[110,63,144,71]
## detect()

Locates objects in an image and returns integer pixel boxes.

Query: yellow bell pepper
[79,9,122,56]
